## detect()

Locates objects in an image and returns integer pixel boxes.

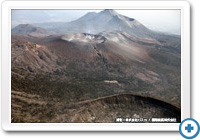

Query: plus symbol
[185,124,194,133]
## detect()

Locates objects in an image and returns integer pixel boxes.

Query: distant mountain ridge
[11,24,54,36]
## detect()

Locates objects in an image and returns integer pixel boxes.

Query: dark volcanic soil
[11,30,181,123]
[11,92,180,123]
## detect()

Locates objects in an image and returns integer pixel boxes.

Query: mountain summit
[51,9,152,37]
[100,9,118,16]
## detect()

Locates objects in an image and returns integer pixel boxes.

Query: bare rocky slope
[11,31,181,123]
[11,92,180,123]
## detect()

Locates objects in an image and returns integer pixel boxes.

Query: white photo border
[1,1,190,131]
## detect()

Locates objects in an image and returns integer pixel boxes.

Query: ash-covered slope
[55,94,181,123]
[11,93,180,123]
[11,30,181,123]
[11,30,181,108]
[11,35,58,73]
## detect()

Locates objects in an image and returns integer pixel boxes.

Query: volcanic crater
[61,33,106,45]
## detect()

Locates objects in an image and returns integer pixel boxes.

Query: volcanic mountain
[33,9,180,51]
[48,9,153,36]
[11,9,181,123]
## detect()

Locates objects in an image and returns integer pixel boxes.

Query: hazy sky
[12,9,181,35]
